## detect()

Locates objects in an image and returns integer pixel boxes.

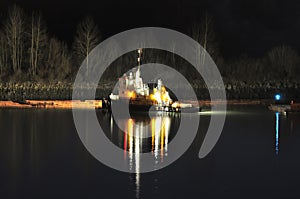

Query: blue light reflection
[275,112,279,155]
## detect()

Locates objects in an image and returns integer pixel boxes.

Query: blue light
[275,94,281,101]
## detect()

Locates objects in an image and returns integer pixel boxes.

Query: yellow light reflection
[121,114,172,198]
[128,119,133,170]
[151,118,155,152]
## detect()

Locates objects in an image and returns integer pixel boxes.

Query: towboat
[109,49,201,113]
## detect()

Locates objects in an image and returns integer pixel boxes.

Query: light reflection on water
[273,111,300,156]
[275,112,280,155]
[2,108,300,198]
[109,113,173,198]
[199,110,254,116]
[105,109,299,198]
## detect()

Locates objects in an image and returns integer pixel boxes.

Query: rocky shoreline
[0,82,113,102]
[0,82,299,102]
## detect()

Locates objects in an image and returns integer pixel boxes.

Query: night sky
[0,0,299,59]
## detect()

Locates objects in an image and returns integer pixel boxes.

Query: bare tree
[29,11,48,76]
[264,45,300,80]
[46,38,61,70]
[59,43,72,80]
[190,13,218,65]
[46,38,71,81]
[73,16,101,76]
[0,31,9,75]
[226,54,263,82]
[4,5,26,73]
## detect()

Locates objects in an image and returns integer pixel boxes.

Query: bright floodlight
[275,94,281,101]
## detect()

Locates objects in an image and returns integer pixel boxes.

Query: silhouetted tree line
[0,5,299,100]
[0,5,101,83]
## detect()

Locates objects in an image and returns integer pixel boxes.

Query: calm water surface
[1,106,300,198]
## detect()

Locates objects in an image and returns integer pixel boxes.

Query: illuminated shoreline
[0,100,103,109]
[0,99,264,109]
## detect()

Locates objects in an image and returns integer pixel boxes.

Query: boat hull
[110,99,201,113]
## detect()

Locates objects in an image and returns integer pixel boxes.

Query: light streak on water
[164,117,170,154]
[198,110,247,116]
[154,116,161,161]
[134,129,140,199]
[128,119,133,171]
[110,115,113,137]
[275,112,280,155]
[120,114,171,198]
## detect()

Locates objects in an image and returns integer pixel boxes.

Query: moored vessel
[109,49,201,113]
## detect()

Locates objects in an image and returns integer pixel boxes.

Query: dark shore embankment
[196,81,300,100]
[0,82,299,102]
[0,82,112,102]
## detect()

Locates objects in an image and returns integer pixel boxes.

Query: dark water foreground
[0,106,300,198]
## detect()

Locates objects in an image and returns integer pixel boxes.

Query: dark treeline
[0,5,300,100]
[0,5,101,83]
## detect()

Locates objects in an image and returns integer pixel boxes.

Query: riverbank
[0,82,299,102]
[0,82,113,102]
[0,99,269,109]
[0,100,103,109]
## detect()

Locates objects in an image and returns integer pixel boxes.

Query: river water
[1,106,300,198]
